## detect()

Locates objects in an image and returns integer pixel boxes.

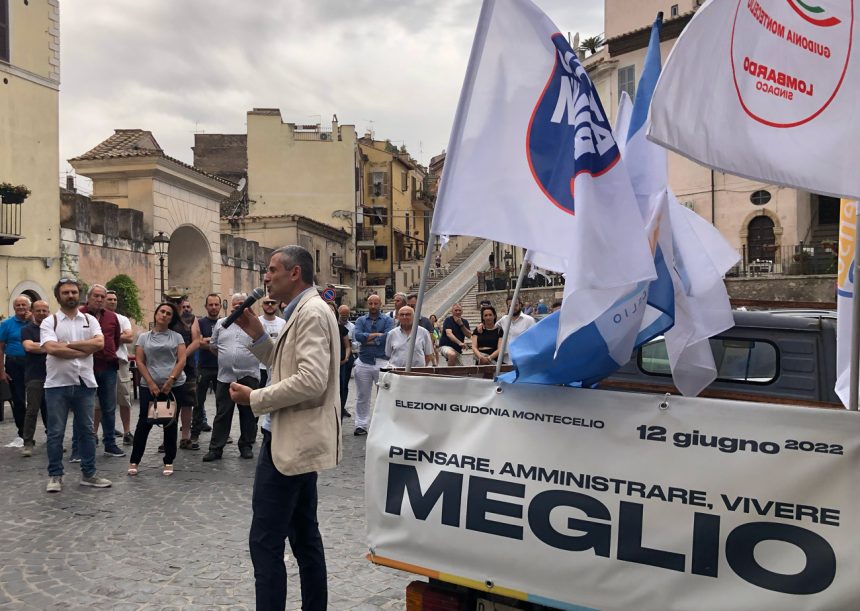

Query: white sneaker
[46,476,63,493]
[80,475,112,488]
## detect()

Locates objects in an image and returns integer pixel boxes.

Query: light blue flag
[627,14,675,346]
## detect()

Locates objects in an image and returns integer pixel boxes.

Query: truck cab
[602,310,839,407]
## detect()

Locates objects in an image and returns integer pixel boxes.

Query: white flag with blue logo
[502,15,670,386]
[431,0,655,343]
[505,14,737,391]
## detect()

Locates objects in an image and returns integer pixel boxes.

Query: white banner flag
[367,373,860,610]
[648,0,860,200]
[431,0,655,338]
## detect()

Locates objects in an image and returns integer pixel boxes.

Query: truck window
[639,337,778,384]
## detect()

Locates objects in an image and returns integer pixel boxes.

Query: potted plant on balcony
[0,183,31,204]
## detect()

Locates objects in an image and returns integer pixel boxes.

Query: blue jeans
[95,368,119,447]
[46,383,97,477]
[339,354,355,410]
[71,368,119,456]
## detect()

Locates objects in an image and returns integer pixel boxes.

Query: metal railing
[477,269,564,292]
[293,127,334,142]
[727,243,837,277]
[355,226,376,242]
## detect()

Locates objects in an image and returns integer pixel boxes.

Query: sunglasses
[262,301,277,306]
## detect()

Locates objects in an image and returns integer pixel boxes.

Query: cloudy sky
[60,0,603,185]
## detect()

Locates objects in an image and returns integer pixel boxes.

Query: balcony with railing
[0,202,23,245]
[727,242,837,277]
[356,225,377,248]
[477,268,565,292]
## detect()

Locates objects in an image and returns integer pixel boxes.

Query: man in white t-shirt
[258,298,286,388]
[41,278,113,493]
[385,306,433,368]
[496,296,536,364]
[105,290,135,445]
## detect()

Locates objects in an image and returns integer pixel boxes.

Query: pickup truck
[384,310,843,611]
[602,310,839,408]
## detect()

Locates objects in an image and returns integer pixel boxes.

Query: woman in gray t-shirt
[128,303,187,477]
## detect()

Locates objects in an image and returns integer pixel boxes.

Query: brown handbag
[146,393,176,425]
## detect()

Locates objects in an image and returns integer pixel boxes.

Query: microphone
[222,287,266,328]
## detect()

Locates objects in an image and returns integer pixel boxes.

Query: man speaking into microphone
[229,245,341,611]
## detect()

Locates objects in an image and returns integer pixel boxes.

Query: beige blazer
[249,290,342,475]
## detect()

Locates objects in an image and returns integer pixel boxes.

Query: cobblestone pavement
[0,379,412,610]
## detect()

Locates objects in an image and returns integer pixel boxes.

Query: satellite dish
[237,177,247,192]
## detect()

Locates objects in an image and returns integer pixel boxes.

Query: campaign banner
[366,373,860,610]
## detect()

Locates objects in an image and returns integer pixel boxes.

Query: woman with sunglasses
[128,302,187,476]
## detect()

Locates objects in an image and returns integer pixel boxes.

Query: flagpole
[404,233,438,372]
[849,206,860,410]
[406,0,496,371]
[495,250,533,379]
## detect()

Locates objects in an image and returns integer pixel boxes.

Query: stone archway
[8,280,49,312]
[167,225,212,307]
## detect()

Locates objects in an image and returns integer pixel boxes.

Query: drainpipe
[711,170,716,226]
[389,160,394,291]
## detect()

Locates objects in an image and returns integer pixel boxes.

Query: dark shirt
[440,316,470,354]
[339,324,349,361]
[20,322,47,382]
[197,316,219,369]
[173,317,197,377]
[79,306,121,372]
[474,325,503,356]
[417,316,433,334]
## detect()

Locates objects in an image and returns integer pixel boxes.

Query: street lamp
[153,231,170,301]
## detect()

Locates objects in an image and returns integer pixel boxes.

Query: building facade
[586,0,837,267]
[0,0,61,310]
[68,129,254,314]
[357,137,429,288]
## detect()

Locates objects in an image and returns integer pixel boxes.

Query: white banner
[648,0,860,200]
[366,373,860,610]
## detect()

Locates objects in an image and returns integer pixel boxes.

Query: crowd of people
[0,259,549,609]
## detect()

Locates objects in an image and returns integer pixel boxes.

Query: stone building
[200,110,360,303]
[0,0,61,310]
[357,137,430,288]
[68,129,268,320]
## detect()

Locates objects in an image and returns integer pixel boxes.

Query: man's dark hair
[273,245,314,284]
[204,293,221,304]
[407,293,418,301]
[54,277,82,300]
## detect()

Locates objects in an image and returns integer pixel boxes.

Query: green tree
[106,274,143,323]
[578,35,605,56]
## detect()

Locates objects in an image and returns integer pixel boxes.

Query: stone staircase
[383,238,487,311]
[453,282,481,324]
